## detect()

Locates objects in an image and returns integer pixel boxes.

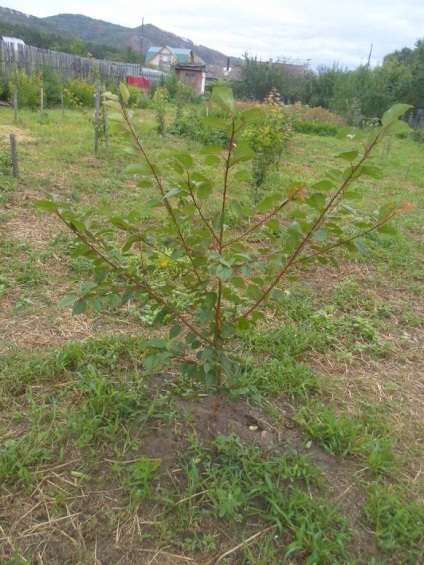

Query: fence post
[61,91,64,116]
[9,134,19,178]
[103,85,109,150]
[94,81,101,155]
[40,88,44,114]
[13,86,18,123]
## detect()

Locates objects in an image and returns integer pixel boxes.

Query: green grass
[0,104,423,563]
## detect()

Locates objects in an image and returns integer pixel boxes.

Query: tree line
[232,39,424,123]
[2,18,423,122]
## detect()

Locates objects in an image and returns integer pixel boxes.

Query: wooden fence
[0,42,141,84]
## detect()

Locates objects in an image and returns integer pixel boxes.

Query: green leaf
[234,170,252,182]
[126,163,148,175]
[204,155,221,166]
[241,107,264,123]
[264,218,280,232]
[119,83,130,105]
[258,192,282,212]
[336,150,359,162]
[232,140,254,162]
[229,199,243,218]
[174,153,194,168]
[215,265,233,282]
[340,203,357,214]
[230,276,246,289]
[58,296,76,308]
[270,288,286,304]
[383,121,411,136]
[246,284,260,299]
[103,99,121,111]
[381,104,413,125]
[72,299,87,315]
[164,187,185,199]
[109,217,131,230]
[343,190,361,200]
[311,180,335,191]
[144,199,162,209]
[33,199,58,212]
[307,193,326,210]
[127,210,141,224]
[104,294,122,308]
[204,292,217,309]
[236,317,250,331]
[329,255,339,269]
[211,85,236,114]
[197,182,212,199]
[352,240,368,255]
[69,220,87,233]
[352,165,382,179]
[169,161,184,174]
[313,229,328,242]
[201,116,225,128]
[169,325,183,339]
[377,224,398,235]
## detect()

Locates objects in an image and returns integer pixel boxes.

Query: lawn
[0,102,423,564]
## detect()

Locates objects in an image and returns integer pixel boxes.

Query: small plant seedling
[35,86,412,388]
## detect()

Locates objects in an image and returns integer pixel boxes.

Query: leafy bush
[153,86,168,134]
[9,69,43,110]
[64,78,96,108]
[41,68,63,106]
[126,85,151,109]
[292,121,339,136]
[286,102,347,126]
[163,72,200,105]
[35,87,412,388]
[0,72,11,102]
[243,88,292,192]
[169,106,229,145]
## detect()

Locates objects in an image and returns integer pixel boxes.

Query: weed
[364,483,424,561]
[0,434,52,488]
[113,457,162,507]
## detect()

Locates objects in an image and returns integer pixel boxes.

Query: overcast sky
[3,1,424,68]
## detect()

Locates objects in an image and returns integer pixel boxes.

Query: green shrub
[126,85,151,109]
[64,78,96,107]
[286,102,346,126]
[169,106,229,145]
[0,72,11,102]
[35,87,411,388]
[41,68,63,106]
[292,121,339,136]
[9,69,43,110]
[243,88,292,193]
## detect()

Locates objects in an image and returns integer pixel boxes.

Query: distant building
[205,60,244,86]
[145,46,204,69]
[0,36,25,50]
[174,64,206,94]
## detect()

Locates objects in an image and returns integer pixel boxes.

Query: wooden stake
[94,81,101,155]
[10,133,19,178]
[13,85,18,123]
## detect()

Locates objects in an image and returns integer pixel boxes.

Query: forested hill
[0,6,236,65]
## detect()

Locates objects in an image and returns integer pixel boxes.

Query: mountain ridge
[0,6,240,66]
